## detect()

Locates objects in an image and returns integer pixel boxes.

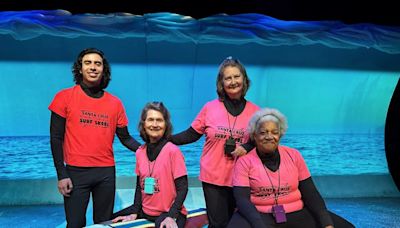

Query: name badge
[272,204,287,223]
[144,177,155,194]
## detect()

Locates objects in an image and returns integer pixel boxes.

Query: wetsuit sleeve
[131,176,142,214]
[168,175,189,219]
[112,176,142,217]
[234,186,265,227]
[241,140,255,153]
[299,177,333,227]
[50,112,68,180]
[169,127,202,145]
[116,126,141,152]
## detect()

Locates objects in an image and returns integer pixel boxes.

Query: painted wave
[0,10,400,54]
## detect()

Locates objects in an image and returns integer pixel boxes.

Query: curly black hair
[72,48,111,89]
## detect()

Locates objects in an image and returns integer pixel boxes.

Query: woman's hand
[112,213,137,223]
[231,145,247,157]
[160,216,178,228]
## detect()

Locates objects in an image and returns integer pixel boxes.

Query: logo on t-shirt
[79,110,110,128]
[215,126,245,143]
[255,184,290,200]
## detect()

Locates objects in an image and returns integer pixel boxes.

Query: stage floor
[1,197,399,228]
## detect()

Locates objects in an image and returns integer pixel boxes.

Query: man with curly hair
[49,48,140,228]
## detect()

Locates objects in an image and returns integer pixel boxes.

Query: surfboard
[85,208,208,228]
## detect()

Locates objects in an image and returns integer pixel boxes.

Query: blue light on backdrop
[0,10,399,178]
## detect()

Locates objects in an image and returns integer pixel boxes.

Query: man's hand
[58,178,73,197]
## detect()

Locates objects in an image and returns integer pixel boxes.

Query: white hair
[248,108,288,141]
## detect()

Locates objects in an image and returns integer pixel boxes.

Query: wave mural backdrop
[0,10,399,179]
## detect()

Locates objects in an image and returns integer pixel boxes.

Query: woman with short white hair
[228,108,354,228]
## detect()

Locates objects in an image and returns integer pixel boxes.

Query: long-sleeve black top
[170,96,246,145]
[234,149,333,227]
[127,138,189,219]
[49,83,140,180]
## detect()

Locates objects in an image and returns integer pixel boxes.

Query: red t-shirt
[191,99,259,187]
[136,142,188,216]
[233,145,311,213]
[48,85,128,167]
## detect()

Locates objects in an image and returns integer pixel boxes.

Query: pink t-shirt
[136,142,188,216]
[233,145,311,213]
[191,99,259,186]
[48,85,128,167]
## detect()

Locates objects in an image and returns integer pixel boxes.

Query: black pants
[227,207,355,228]
[64,166,115,228]
[112,207,187,228]
[202,182,236,228]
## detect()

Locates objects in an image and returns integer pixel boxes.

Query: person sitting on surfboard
[112,102,188,228]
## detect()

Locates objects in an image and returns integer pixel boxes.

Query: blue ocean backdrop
[0,10,398,182]
[0,134,388,179]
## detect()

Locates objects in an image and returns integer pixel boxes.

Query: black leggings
[227,207,355,228]
[202,182,236,228]
[64,166,115,228]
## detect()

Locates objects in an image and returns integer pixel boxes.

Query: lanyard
[264,165,280,205]
[147,160,156,177]
[226,111,238,138]
[146,146,157,177]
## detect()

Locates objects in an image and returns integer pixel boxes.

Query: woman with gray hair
[170,57,259,227]
[228,108,354,228]
[112,102,188,228]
